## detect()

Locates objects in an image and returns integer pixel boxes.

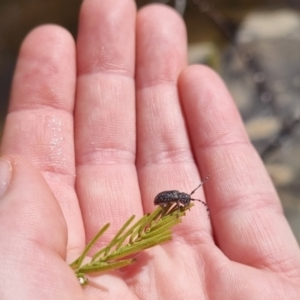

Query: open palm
[1,0,300,299]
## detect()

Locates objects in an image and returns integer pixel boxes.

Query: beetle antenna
[191,198,208,207]
[190,175,210,196]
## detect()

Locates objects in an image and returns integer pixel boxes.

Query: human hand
[1,0,300,299]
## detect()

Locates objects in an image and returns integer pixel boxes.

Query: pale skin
[0,0,300,299]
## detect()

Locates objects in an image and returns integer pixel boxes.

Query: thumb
[0,155,83,299]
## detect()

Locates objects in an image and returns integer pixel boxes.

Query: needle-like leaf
[70,203,194,285]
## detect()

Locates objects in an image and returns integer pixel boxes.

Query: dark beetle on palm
[154,176,209,210]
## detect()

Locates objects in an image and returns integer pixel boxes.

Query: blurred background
[0,0,300,242]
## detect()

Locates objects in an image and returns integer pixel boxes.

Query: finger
[0,155,83,298]
[75,0,140,244]
[0,26,84,256]
[179,65,300,277]
[136,5,210,231]
[131,6,211,299]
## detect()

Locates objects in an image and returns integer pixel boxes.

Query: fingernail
[0,159,12,198]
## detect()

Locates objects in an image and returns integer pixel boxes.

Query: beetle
[154,176,209,210]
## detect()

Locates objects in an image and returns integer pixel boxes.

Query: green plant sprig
[70,203,193,285]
